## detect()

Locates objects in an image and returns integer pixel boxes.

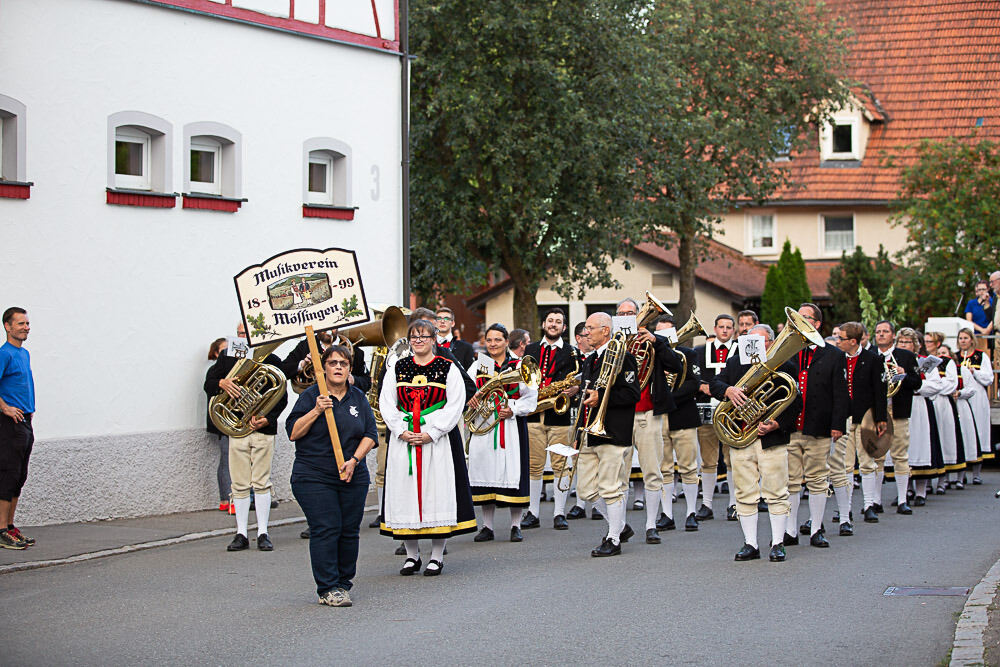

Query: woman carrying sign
[287,344,377,607]
[379,318,476,576]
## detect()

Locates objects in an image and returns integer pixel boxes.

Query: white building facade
[0,0,407,524]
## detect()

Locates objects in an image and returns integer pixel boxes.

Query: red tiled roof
[778,1,1000,202]
[633,238,767,299]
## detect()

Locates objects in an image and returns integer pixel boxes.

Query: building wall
[0,0,403,524]
[717,206,907,262]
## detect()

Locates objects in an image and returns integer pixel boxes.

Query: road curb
[0,504,380,576]
[951,553,1000,666]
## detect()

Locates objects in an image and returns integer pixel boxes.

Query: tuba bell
[711,307,824,449]
[209,342,287,438]
[627,291,673,390]
[464,357,541,435]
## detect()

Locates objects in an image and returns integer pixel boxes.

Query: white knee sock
[701,473,717,509]
[948,472,958,482]
[875,470,885,504]
[808,493,827,535]
[377,486,384,512]
[553,485,569,517]
[683,482,699,518]
[727,480,737,508]
[595,498,608,516]
[787,493,799,536]
[973,463,982,478]
[645,492,660,530]
[430,538,446,562]
[404,539,419,558]
[738,514,758,548]
[833,486,849,522]
[861,474,878,508]
[233,496,252,537]
[634,481,645,504]
[254,491,271,537]
[661,487,674,520]
[769,512,787,547]
[482,504,495,530]
[895,473,910,504]
[509,507,523,528]
[529,479,542,516]
[606,500,626,543]
[915,478,927,498]
[575,495,586,510]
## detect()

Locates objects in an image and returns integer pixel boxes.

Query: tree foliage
[760,240,811,329]
[889,137,1000,323]
[826,244,896,325]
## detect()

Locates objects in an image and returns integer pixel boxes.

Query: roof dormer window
[820,115,862,162]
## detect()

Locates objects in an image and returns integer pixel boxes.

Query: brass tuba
[664,312,708,389]
[584,331,630,437]
[464,357,541,435]
[627,291,673,389]
[712,307,824,449]
[528,357,581,416]
[209,342,287,438]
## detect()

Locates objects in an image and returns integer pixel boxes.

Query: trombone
[554,377,593,492]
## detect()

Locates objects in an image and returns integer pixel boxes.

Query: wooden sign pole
[306,325,347,480]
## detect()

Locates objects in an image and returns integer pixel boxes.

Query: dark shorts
[0,413,34,501]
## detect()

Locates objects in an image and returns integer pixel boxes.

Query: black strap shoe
[520,511,540,529]
[474,527,495,542]
[423,559,443,576]
[553,514,569,530]
[873,503,884,514]
[368,514,383,528]
[839,521,853,537]
[300,529,311,539]
[735,543,761,561]
[399,556,422,575]
[782,532,799,547]
[257,534,273,551]
[695,504,714,521]
[863,506,879,523]
[510,526,523,542]
[656,513,676,531]
[566,506,586,520]
[685,513,699,532]
[726,505,738,521]
[620,524,635,543]
[810,531,830,548]
[590,537,622,557]
[896,502,913,515]
[645,528,661,544]
[227,534,249,551]
[768,544,787,562]
[913,496,926,506]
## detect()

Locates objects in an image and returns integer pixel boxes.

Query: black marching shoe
[591,508,604,520]
[423,559,443,576]
[369,514,383,528]
[735,543,761,561]
[685,513,699,532]
[645,528,661,544]
[891,499,899,507]
[695,504,714,521]
[913,496,926,506]
[783,533,799,547]
[300,529,311,539]
[897,502,913,515]
[799,519,811,535]
[620,524,635,543]
[768,544,787,562]
[227,534,249,551]
[726,505,738,521]
[863,506,879,523]
[566,506,586,520]
[839,521,853,537]
[510,526,523,542]
[873,503,884,514]
[520,511,540,529]
[591,537,622,557]
[257,534,273,551]
[656,513,676,531]
[553,514,569,530]
[399,556,422,575]
[810,531,830,548]
[474,527,495,542]
[395,544,407,555]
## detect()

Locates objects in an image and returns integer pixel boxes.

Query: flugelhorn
[209,342,287,438]
[712,307,824,449]
[464,357,542,435]
[627,291,673,389]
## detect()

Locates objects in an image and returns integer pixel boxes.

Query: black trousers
[0,413,33,502]
[292,475,367,595]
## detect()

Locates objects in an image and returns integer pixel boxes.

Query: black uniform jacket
[709,355,802,448]
[524,339,579,426]
[578,346,641,447]
[693,340,735,404]
[846,347,888,424]
[648,336,684,416]
[667,346,702,431]
[791,344,849,437]
[884,347,922,419]
[440,337,475,372]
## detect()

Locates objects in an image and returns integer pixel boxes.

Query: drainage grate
[883,586,970,597]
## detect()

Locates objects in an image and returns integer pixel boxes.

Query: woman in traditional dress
[956,328,995,483]
[379,318,476,576]
[896,328,943,505]
[467,324,537,543]
[923,332,962,494]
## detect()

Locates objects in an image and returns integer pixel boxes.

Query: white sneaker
[318,588,352,607]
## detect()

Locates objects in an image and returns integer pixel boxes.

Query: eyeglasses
[326,360,350,368]
[410,334,434,341]
[435,316,453,322]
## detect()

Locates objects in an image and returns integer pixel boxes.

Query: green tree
[889,137,1000,323]
[635,0,850,320]
[409,1,666,335]
[761,241,811,329]
[826,244,895,325]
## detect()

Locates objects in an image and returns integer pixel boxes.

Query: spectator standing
[206,335,233,512]
[964,280,994,351]
[0,307,35,549]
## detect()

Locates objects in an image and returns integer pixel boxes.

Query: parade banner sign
[234,248,371,347]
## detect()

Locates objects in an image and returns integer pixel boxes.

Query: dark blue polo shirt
[0,342,34,414]
[286,384,378,484]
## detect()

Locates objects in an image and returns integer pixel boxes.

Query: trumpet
[664,312,708,389]
[464,357,541,435]
[528,358,581,416]
[584,331,629,438]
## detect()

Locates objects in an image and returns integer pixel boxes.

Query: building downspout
[399,0,411,303]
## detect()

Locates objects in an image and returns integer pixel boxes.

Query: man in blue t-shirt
[965,280,995,341]
[0,307,36,549]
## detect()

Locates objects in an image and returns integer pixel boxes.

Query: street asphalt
[3,472,999,666]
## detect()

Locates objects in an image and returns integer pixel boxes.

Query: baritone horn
[664,312,708,389]
[209,341,287,438]
[711,307,824,449]
[464,357,541,435]
[628,291,673,389]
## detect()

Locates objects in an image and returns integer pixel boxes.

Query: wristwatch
[351,455,361,465]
